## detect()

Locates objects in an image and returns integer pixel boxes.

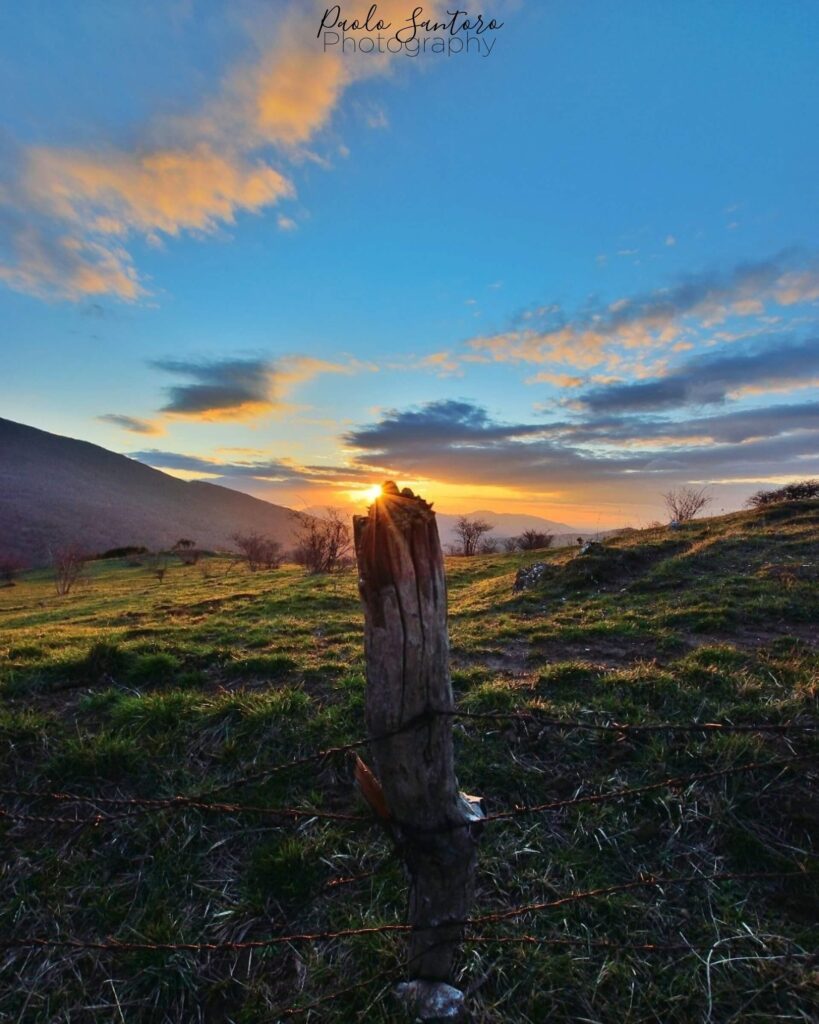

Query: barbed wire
[482,753,817,823]
[207,708,816,793]
[200,708,437,797]
[463,933,814,954]
[1,698,814,827]
[0,791,368,825]
[463,869,816,928]
[452,708,818,735]
[0,868,812,956]
[267,928,817,1020]
[2,702,815,1019]
[1,753,814,833]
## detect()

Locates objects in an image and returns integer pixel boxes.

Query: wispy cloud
[555,400,819,446]
[97,413,163,436]
[25,145,293,240]
[132,448,374,486]
[0,1,422,301]
[574,335,819,413]
[131,449,304,481]
[151,354,370,421]
[468,252,819,372]
[0,211,142,300]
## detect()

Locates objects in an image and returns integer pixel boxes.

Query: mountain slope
[0,418,304,565]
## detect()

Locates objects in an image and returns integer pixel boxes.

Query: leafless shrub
[502,537,519,553]
[746,479,819,508]
[662,486,712,523]
[0,553,25,586]
[292,508,352,574]
[172,538,201,565]
[147,551,170,584]
[478,537,499,554]
[52,545,86,595]
[516,529,554,551]
[452,516,495,556]
[232,532,284,572]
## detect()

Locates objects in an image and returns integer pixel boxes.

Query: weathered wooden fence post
[354,482,482,1020]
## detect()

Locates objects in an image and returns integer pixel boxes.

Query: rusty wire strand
[268,927,818,1020]
[482,754,817,823]
[463,933,816,954]
[0,791,367,824]
[0,868,812,955]
[78,707,816,804]
[1,753,814,832]
[451,708,818,734]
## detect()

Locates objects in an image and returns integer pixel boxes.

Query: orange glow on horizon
[346,483,384,504]
[337,478,631,528]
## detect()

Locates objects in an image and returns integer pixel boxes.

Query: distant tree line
[747,479,818,508]
[26,479,817,595]
[448,516,555,556]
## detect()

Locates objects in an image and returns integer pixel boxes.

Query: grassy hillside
[1,501,817,1022]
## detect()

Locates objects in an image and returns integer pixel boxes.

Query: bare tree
[516,529,554,551]
[232,532,284,572]
[172,538,201,565]
[292,508,352,574]
[0,553,25,586]
[52,545,86,595]
[662,486,712,523]
[147,551,170,583]
[452,516,495,556]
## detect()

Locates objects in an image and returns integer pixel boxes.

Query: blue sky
[1,0,817,526]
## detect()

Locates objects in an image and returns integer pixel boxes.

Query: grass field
[1,500,817,1022]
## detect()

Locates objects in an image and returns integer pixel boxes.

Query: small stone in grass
[394,980,465,1021]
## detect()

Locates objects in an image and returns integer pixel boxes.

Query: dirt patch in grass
[452,640,530,674]
[527,634,681,668]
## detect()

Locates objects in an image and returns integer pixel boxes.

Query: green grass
[0,501,817,1022]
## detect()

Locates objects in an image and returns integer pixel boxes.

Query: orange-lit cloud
[343,396,819,481]
[468,255,819,373]
[0,225,142,301]
[525,372,585,387]
[25,145,293,239]
[0,0,428,301]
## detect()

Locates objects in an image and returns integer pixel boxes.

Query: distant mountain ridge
[435,509,582,544]
[304,504,584,545]
[0,418,305,566]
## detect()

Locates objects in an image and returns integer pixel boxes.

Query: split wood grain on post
[354,481,483,1020]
